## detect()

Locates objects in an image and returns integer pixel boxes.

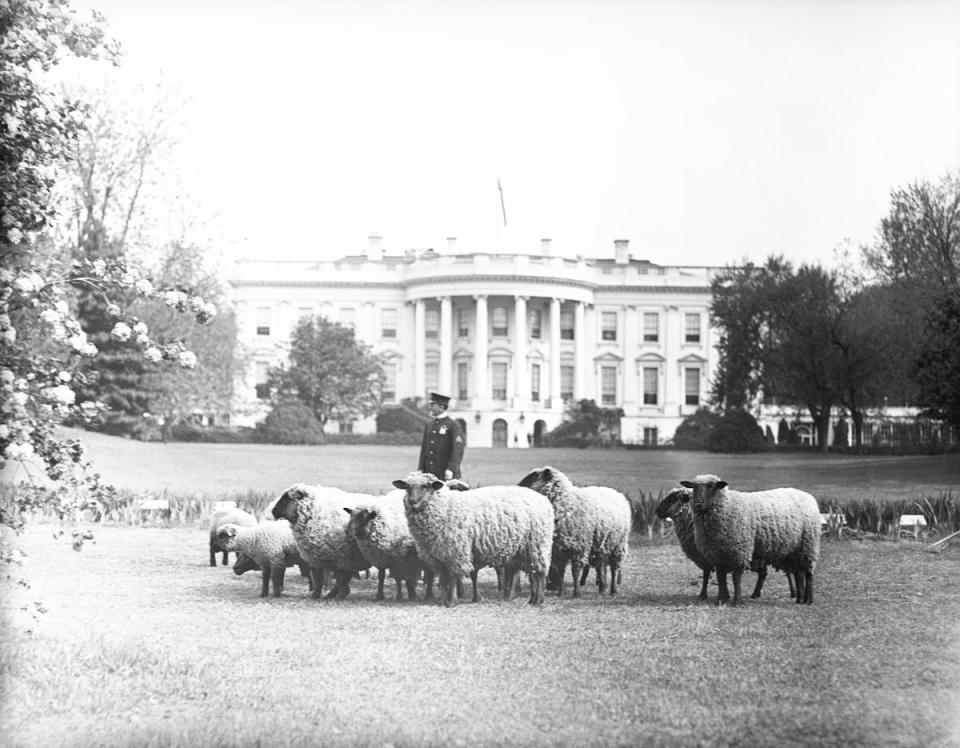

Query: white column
[513,295,527,408]
[622,304,637,409]
[414,299,426,400]
[473,295,488,408]
[574,301,587,400]
[550,298,561,409]
[439,296,452,396]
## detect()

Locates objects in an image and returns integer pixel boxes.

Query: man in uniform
[418,391,464,480]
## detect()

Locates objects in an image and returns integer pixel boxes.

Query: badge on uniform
[455,435,463,443]
[438,426,447,434]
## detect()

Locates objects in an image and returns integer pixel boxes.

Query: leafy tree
[546,399,623,447]
[268,316,384,428]
[914,290,960,430]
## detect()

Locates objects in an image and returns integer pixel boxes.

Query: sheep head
[679,475,727,513]
[393,471,445,513]
[518,466,553,491]
[232,552,259,576]
[216,523,239,549]
[654,487,693,520]
[272,485,309,524]
[346,507,377,540]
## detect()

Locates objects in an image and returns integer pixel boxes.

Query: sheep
[208,507,257,566]
[679,474,821,606]
[271,483,373,600]
[517,466,631,598]
[654,487,796,601]
[344,490,434,602]
[392,471,554,607]
[217,519,306,597]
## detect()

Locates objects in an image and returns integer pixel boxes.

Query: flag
[497,177,507,226]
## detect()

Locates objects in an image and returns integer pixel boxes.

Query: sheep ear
[343,507,353,515]
[541,467,552,480]
[715,481,728,490]
[430,479,445,491]
[392,480,408,490]
[679,481,694,489]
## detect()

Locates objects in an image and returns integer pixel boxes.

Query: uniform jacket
[418,415,464,479]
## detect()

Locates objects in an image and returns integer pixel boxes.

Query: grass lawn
[2,431,960,746]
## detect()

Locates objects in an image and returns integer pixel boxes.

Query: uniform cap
[428,391,451,406]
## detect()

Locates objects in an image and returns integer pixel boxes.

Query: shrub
[255,400,326,445]
[708,409,767,453]
[376,400,428,434]
[672,407,720,450]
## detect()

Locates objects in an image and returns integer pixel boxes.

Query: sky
[71,0,960,269]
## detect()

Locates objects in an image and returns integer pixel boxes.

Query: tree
[268,316,384,428]
[914,289,960,430]
[546,399,623,447]
[672,407,721,450]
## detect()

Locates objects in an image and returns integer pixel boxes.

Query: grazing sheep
[271,484,372,600]
[655,487,795,601]
[209,507,257,566]
[518,466,631,598]
[344,490,434,602]
[392,471,554,607]
[217,520,306,597]
[679,474,821,606]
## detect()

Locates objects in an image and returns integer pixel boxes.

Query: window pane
[383,362,396,401]
[529,309,542,339]
[643,367,658,405]
[685,313,701,343]
[425,363,438,393]
[255,362,270,399]
[601,365,616,405]
[457,362,469,400]
[381,308,397,338]
[531,363,540,401]
[643,427,658,445]
[425,309,439,339]
[340,307,356,329]
[256,307,271,336]
[560,365,574,401]
[457,308,469,338]
[492,307,507,336]
[685,368,700,405]
[601,311,617,341]
[560,310,574,340]
[643,312,659,342]
[491,362,507,399]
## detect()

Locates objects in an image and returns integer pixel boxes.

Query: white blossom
[46,385,75,405]
[4,442,35,460]
[144,347,163,363]
[106,302,121,316]
[135,278,154,295]
[58,371,72,383]
[133,322,148,336]
[1,328,16,346]
[110,322,132,341]
[68,332,88,352]
[81,342,98,357]
[40,309,61,325]
[178,350,198,369]
[0,425,9,439]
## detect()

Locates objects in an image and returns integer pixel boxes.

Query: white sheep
[216,519,306,597]
[208,507,257,566]
[392,471,554,607]
[270,483,373,600]
[517,466,631,598]
[655,487,796,602]
[344,490,434,602]
[679,474,821,605]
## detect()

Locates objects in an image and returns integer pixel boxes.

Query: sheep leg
[597,563,608,594]
[209,541,217,567]
[787,572,797,599]
[751,565,767,599]
[495,567,504,592]
[424,570,436,602]
[271,565,285,597]
[798,571,813,604]
[456,577,466,602]
[375,568,386,601]
[698,568,711,601]
[471,570,481,602]
[405,577,418,601]
[578,564,590,587]
[566,560,578,598]
[333,570,352,600]
[310,566,325,600]
[439,570,457,608]
[528,571,545,605]
[608,560,620,595]
[222,551,229,566]
[394,576,403,602]
[730,569,744,606]
[260,565,271,597]
[716,571,731,605]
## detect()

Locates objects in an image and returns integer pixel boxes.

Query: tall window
[643,367,658,405]
[457,362,469,400]
[255,361,270,399]
[643,427,658,446]
[491,362,507,400]
[382,362,396,402]
[643,312,659,343]
[560,365,574,401]
[531,363,541,401]
[601,311,618,341]
[560,310,574,340]
[338,421,354,434]
[492,306,508,336]
[381,307,397,338]
[339,307,356,329]
[425,363,438,394]
[685,368,701,405]
[457,308,469,338]
[425,309,439,339]
[685,313,701,343]
[529,309,542,339]
[255,307,271,337]
[601,366,617,405]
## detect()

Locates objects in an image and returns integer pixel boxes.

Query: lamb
[654,487,795,601]
[679,474,821,605]
[216,519,306,597]
[344,490,434,602]
[392,471,554,607]
[208,507,257,566]
[271,483,373,600]
[517,466,631,598]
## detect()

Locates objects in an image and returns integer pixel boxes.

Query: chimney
[540,238,552,257]
[446,236,457,253]
[614,239,630,265]
[367,234,383,261]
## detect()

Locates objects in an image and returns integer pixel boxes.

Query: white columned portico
[439,296,452,396]
[574,301,587,400]
[513,295,527,408]
[473,295,488,408]
[550,298,561,408]
[414,299,426,399]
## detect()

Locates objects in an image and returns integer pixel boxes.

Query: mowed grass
[1,431,960,747]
